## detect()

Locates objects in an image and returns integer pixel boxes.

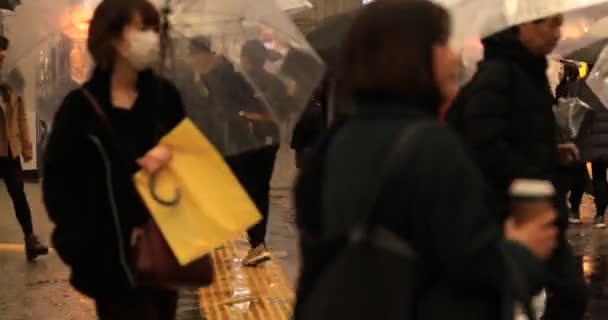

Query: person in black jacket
[450,17,588,320]
[291,84,326,168]
[182,37,285,266]
[295,1,558,319]
[553,63,589,225]
[42,1,185,319]
[575,76,608,228]
[234,39,290,266]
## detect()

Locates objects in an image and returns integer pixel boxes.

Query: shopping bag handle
[149,171,181,206]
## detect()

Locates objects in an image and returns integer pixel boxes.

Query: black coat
[42,69,185,300]
[452,30,560,222]
[295,96,546,319]
[576,81,608,162]
[291,85,327,167]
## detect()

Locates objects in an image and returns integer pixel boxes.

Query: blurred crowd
[0,0,605,319]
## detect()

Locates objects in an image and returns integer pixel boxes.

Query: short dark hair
[241,40,268,67]
[88,0,160,70]
[0,36,9,51]
[340,0,450,107]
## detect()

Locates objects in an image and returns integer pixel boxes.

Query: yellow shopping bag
[134,119,261,266]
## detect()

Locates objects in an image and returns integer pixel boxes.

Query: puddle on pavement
[578,255,608,319]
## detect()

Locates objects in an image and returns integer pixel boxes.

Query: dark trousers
[556,164,589,213]
[542,235,588,320]
[0,155,33,237]
[591,162,608,217]
[96,289,178,320]
[228,146,279,248]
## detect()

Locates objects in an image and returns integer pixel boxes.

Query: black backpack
[295,111,536,320]
[296,121,431,320]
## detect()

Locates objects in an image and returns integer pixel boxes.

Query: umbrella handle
[149,171,181,206]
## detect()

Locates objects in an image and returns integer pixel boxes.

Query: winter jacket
[451,29,560,222]
[295,95,546,319]
[0,81,32,159]
[291,85,327,167]
[202,58,281,154]
[42,69,185,300]
[576,81,608,162]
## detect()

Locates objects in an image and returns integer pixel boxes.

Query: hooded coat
[451,29,560,224]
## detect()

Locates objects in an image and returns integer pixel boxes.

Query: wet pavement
[0,147,298,320]
[567,195,608,319]
[1,147,608,319]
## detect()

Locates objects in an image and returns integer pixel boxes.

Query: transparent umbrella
[435,0,608,55]
[0,0,99,167]
[433,0,608,86]
[3,0,324,158]
[274,0,313,15]
[151,0,325,156]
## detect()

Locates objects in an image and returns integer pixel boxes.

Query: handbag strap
[81,87,114,132]
[80,88,179,206]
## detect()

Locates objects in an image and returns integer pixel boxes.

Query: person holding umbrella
[0,35,49,262]
[553,62,590,225]
[233,39,291,266]
[572,71,608,228]
[448,14,588,320]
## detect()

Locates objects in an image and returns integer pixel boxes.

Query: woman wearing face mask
[42,1,185,319]
[295,1,558,319]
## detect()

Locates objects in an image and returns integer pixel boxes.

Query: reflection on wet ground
[581,255,608,318]
[0,248,203,320]
[568,195,608,319]
[2,174,608,318]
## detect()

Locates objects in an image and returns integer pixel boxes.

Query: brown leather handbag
[81,87,214,289]
[131,220,213,288]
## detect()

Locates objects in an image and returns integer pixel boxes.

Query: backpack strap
[295,117,349,235]
[80,87,180,206]
[353,120,433,244]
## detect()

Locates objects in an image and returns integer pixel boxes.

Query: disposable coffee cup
[509,179,556,225]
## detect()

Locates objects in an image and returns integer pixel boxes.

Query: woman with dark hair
[295,1,557,318]
[42,0,185,319]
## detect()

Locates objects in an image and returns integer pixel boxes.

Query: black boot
[25,234,49,262]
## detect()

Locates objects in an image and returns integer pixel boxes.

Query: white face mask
[121,30,160,71]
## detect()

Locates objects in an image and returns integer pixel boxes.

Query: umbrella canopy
[310,0,608,76]
[590,15,608,37]
[586,46,608,108]
[306,11,356,75]
[2,0,96,71]
[153,0,325,155]
[275,0,313,15]
[433,0,608,51]
[566,38,608,63]
[5,0,325,156]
